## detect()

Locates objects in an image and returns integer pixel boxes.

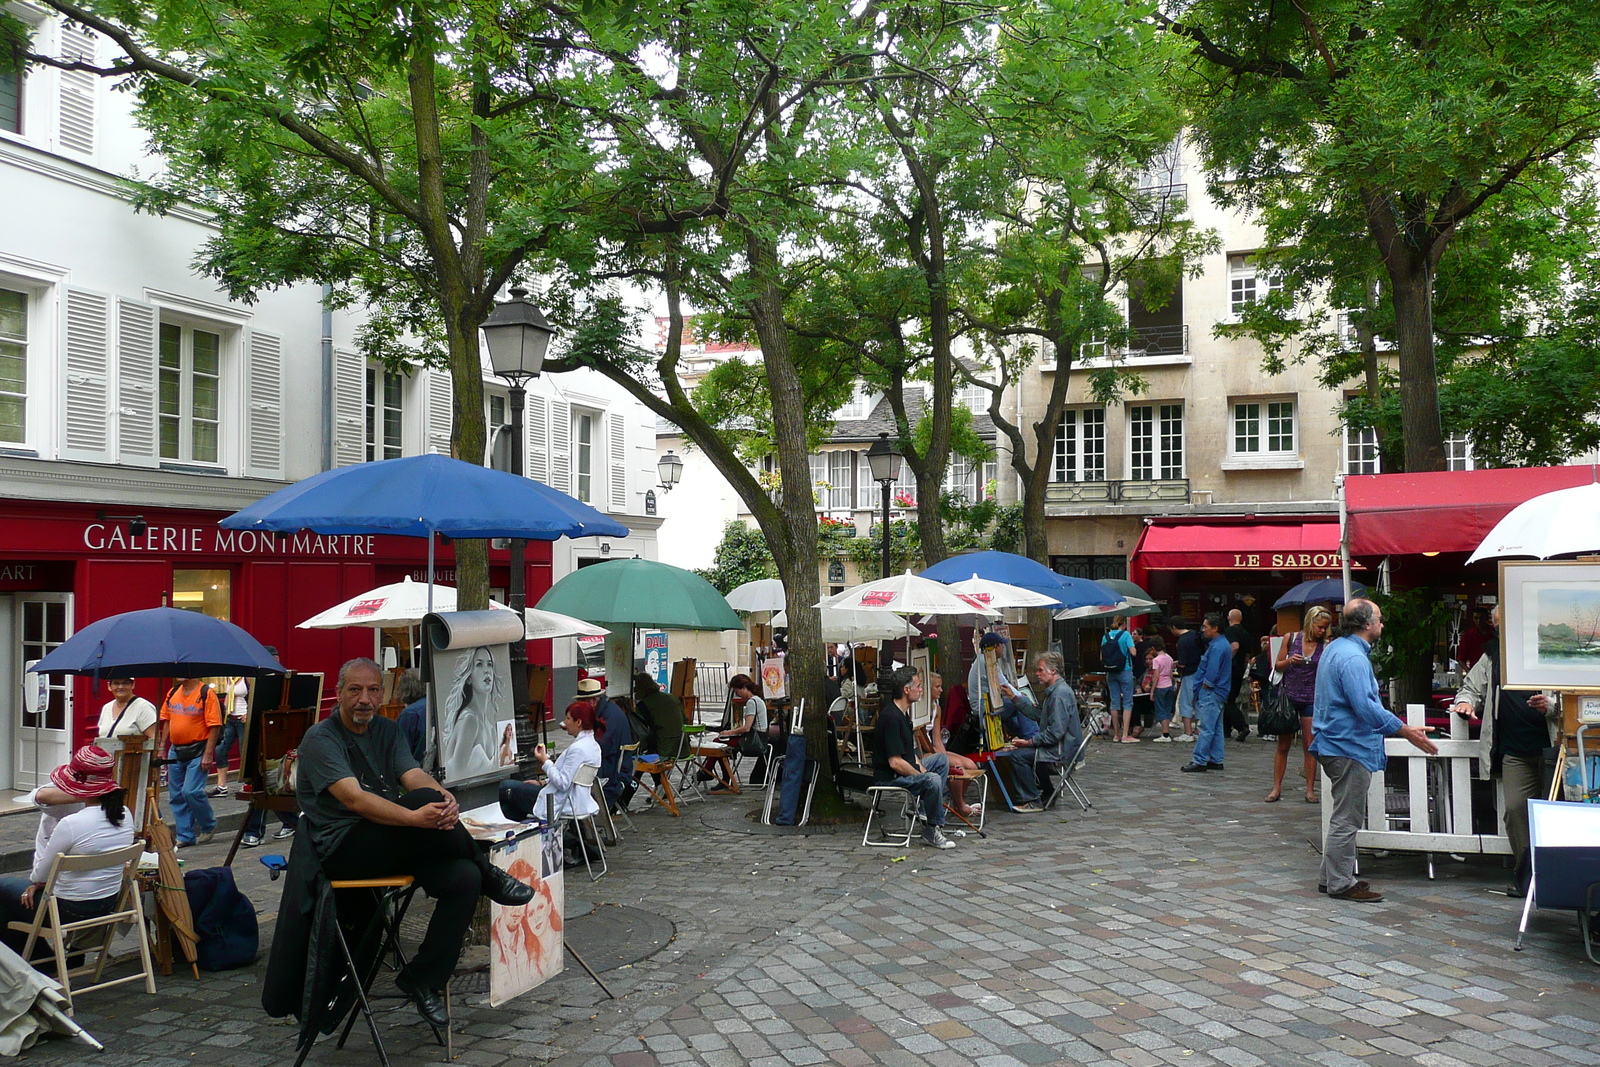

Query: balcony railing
[1077,324,1189,362]
[1045,478,1190,506]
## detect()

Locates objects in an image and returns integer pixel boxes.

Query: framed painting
[1500,561,1600,689]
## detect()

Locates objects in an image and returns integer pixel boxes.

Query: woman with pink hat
[0,745,136,953]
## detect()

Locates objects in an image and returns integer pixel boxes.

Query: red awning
[1132,521,1342,570]
[1344,465,1598,557]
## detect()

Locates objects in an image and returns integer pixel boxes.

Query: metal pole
[880,478,892,665]
[1337,474,1353,604]
[508,382,532,754]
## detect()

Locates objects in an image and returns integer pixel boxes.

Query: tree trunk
[1386,259,1447,472]
[442,305,489,610]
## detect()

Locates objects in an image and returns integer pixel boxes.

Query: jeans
[1153,686,1177,723]
[1178,674,1197,718]
[1106,669,1134,712]
[168,755,215,843]
[320,788,483,990]
[1317,755,1370,893]
[0,876,119,954]
[244,807,298,838]
[890,752,949,829]
[1002,748,1059,804]
[1193,688,1226,766]
[498,779,546,822]
[217,717,245,768]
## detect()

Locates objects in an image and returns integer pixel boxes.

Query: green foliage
[1370,588,1453,684]
[988,503,1026,555]
[695,521,776,596]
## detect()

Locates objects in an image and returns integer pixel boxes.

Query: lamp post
[866,431,903,580]
[482,287,556,745]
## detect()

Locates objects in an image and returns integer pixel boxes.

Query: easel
[224,672,322,867]
[1548,690,1600,803]
[969,644,1021,811]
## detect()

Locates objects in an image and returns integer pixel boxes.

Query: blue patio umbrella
[1273,578,1365,610]
[221,453,628,540]
[29,607,285,679]
[920,551,1120,609]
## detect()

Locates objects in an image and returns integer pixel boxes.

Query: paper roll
[425,609,526,651]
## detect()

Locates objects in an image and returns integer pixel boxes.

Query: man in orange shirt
[158,678,223,847]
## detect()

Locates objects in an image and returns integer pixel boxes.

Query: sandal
[1304,794,1318,804]
[1263,793,1281,803]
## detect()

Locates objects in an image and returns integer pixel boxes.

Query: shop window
[366,366,403,461]
[1226,397,1300,468]
[1054,408,1105,482]
[0,288,27,443]
[1129,403,1184,480]
[21,601,68,731]
[1344,423,1380,475]
[159,322,222,464]
[173,569,231,621]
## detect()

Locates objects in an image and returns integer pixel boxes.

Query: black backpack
[1100,632,1127,672]
[184,866,258,971]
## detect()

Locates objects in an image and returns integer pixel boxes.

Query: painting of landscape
[1535,587,1600,665]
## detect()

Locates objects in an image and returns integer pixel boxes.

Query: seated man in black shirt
[295,658,534,1027]
[871,666,955,850]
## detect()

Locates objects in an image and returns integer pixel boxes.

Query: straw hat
[576,678,606,697]
[50,745,120,800]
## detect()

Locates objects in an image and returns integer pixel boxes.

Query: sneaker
[1012,802,1043,813]
[206,785,228,798]
[1180,734,1196,743]
[240,833,263,848]
[193,831,215,846]
[1152,735,1174,743]
[1119,737,1140,744]
[920,827,956,849]
[1317,880,1368,895]
[273,826,296,840]
[1328,884,1384,902]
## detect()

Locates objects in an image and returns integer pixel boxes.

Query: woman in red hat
[0,745,136,952]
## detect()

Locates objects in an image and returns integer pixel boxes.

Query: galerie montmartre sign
[81,522,378,557]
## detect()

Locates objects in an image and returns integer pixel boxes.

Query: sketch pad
[426,609,525,651]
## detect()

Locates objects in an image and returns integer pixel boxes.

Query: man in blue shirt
[1181,613,1233,773]
[1310,599,1436,901]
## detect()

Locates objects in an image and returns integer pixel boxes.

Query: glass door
[15,593,72,789]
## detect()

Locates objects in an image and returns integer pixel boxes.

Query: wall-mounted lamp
[657,450,683,493]
[97,511,147,537]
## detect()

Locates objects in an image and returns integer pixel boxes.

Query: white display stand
[1321,703,1511,877]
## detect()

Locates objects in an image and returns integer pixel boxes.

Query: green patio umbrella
[536,558,745,631]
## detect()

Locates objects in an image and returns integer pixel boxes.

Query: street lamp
[657,450,683,492]
[484,286,557,744]
[866,431,903,579]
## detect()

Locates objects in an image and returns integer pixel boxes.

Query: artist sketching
[442,645,502,779]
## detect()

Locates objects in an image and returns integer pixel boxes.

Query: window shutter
[57,27,97,158]
[244,329,283,478]
[332,348,365,466]
[114,298,157,466]
[525,392,549,483]
[608,413,627,511]
[548,397,571,493]
[61,288,111,461]
[425,369,453,455]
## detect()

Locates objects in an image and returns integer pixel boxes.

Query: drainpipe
[321,284,333,471]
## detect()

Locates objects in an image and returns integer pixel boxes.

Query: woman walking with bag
[1265,605,1332,803]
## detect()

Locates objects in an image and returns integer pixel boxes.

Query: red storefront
[0,499,552,789]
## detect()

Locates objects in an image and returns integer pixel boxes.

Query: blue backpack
[1100,632,1127,672]
[184,866,259,971]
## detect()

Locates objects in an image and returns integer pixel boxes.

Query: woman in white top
[497,702,603,822]
[95,678,158,741]
[0,745,136,953]
[715,674,769,787]
[213,677,250,796]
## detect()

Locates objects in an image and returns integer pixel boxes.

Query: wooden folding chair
[12,841,156,1012]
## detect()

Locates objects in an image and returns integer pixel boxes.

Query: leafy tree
[696,521,775,597]
[1161,0,1600,471]
[7,0,602,608]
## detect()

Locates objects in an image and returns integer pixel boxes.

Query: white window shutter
[548,397,571,493]
[244,329,284,478]
[57,27,97,158]
[608,413,627,511]
[113,299,158,466]
[61,288,111,461]
[425,369,453,455]
[332,349,365,466]
[525,392,549,483]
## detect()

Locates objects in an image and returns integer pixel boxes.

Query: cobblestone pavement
[19,737,1600,1067]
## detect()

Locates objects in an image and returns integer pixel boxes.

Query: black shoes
[395,970,449,1027]
[1180,763,1207,773]
[482,864,535,907]
[1208,762,1225,771]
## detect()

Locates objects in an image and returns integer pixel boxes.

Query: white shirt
[231,678,249,720]
[96,697,158,739]
[537,731,601,820]
[28,802,135,901]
